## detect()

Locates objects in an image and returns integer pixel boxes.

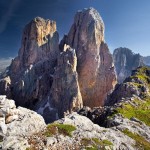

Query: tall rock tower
[60,8,117,107]
[0,17,59,108]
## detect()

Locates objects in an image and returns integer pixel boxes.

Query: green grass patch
[44,123,76,137]
[112,98,150,126]
[92,138,113,146]
[130,66,150,88]
[122,129,150,150]
[81,138,113,150]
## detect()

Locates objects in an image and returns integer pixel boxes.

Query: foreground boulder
[26,112,150,150]
[1,95,150,150]
[0,95,46,150]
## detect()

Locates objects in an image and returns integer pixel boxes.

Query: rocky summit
[60,8,116,107]
[113,47,144,83]
[0,8,116,122]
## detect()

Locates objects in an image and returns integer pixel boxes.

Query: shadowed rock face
[51,45,83,118]
[60,8,116,107]
[113,47,144,83]
[0,17,59,107]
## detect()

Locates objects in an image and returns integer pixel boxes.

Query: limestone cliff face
[113,47,144,83]
[11,17,59,80]
[0,8,117,122]
[0,17,59,107]
[51,45,83,118]
[60,8,116,107]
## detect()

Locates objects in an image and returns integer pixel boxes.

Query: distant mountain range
[143,56,150,66]
[0,57,12,74]
[113,47,150,83]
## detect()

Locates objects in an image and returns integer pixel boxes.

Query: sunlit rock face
[113,47,144,83]
[0,17,59,108]
[60,8,116,107]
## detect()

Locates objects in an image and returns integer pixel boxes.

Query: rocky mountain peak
[18,16,58,67]
[60,7,116,107]
[30,17,57,46]
[113,47,144,83]
[0,17,59,107]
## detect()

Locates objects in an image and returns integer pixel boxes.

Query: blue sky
[0,0,150,58]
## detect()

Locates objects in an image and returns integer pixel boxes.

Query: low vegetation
[122,129,150,150]
[109,67,150,126]
[44,123,76,137]
[81,137,113,150]
[111,97,150,126]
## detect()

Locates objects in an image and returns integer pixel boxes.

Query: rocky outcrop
[50,45,83,118]
[26,112,150,150]
[0,17,59,108]
[106,66,150,105]
[113,47,144,83]
[1,95,150,149]
[0,95,46,150]
[60,8,116,107]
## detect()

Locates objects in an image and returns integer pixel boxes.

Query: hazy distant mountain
[143,56,150,66]
[113,47,144,83]
[0,57,12,75]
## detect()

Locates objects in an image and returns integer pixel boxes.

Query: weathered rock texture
[0,95,46,150]
[26,112,150,150]
[60,8,116,107]
[0,17,59,108]
[1,95,150,149]
[51,45,83,118]
[106,66,150,106]
[113,47,144,83]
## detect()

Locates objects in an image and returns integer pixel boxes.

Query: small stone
[5,115,18,124]
[46,137,57,146]
[0,122,7,135]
